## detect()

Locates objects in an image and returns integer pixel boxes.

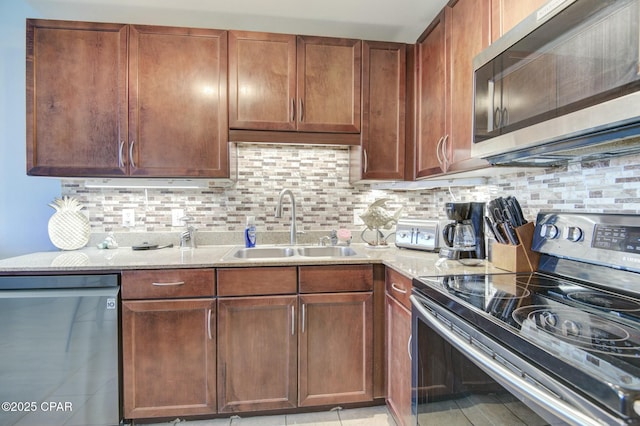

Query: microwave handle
[410,295,604,426]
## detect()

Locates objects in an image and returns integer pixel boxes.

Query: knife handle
[501,223,519,245]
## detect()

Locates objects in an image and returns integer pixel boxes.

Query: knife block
[490,222,540,272]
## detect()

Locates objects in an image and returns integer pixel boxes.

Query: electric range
[412,212,640,425]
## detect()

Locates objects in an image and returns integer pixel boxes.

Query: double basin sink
[230,246,362,260]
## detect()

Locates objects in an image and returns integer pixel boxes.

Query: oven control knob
[540,224,559,239]
[562,320,581,337]
[633,400,640,416]
[564,226,583,242]
[541,311,558,327]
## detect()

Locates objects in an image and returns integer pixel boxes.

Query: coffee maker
[439,202,485,263]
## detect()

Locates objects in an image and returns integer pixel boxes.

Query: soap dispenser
[245,216,257,248]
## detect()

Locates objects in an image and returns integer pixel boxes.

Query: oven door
[410,292,620,426]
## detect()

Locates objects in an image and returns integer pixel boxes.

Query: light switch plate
[172,209,185,227]
[353,209,364,225]
[122,209,135,227]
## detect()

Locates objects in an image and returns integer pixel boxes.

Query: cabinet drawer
[121,269,215,299]
[299,264,373,293]
[386,267,412,310]
[217,267,297,296]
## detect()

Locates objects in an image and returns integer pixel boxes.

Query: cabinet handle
[291,98,296,122]
[299,98,304,122]
[207,308,212,340]
[129,140,136,169]
[391,282,407,294]
[441,134,449,170]
[151,281,185,286]
[435,136,444,166]
[408,335,412,361]
[363,149,368,173]
[494,107,502,128]
[291,305,295,336]
[301,303,306,334]
[118,141,125,168]
[502,107,509,127]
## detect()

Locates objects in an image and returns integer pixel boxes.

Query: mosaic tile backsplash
[61,143,640,243]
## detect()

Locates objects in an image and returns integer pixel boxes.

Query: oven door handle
[410,295,606,426]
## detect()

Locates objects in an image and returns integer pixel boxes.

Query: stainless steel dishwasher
[0,274,121,426]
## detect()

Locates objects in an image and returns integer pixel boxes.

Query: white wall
[0,0,60,259]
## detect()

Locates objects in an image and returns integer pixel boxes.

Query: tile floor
[143,405,396,426]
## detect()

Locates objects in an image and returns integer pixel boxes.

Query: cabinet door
[446,0,490,169]
[217,296,298,413]
[491,0,548,42]
[359,41,406,180]
[122,299,216,419]
[128,25,228,177]
[228,31,297,131]
[415,12,447,178]
[386,294,412,426]
[26,19,128,176]
[297,36,361,133]
[298,292,373,406]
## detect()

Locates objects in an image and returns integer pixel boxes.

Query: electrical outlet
[172,209,185,227]
[353,209,364,225]
[122,209,135,227]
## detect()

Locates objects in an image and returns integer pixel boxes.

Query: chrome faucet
[274,189,297,245]
[179,216,197,249]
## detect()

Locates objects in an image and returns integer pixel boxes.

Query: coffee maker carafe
[440,202,485,264]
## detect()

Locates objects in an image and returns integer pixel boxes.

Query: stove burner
[513,305,640,357]
[567,291,640,312]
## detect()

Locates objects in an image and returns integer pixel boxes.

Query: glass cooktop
[414,271,640,387]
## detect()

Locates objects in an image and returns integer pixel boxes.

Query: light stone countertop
[0,243,505,280]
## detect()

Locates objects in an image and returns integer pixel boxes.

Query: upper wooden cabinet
[26,20,128,176]
[415,0,490,178]
[351,41,407,181]
[296,36,361,133]
[491,0,548,42]
[228,31,361,140]
[415,12,447,178]
[128,25,228,177]
[26,20,229,178]
[228,31,297,131]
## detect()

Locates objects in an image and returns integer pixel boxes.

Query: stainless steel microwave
[471,0,640,166]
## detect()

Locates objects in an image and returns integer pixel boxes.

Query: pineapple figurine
[47,196,90,250]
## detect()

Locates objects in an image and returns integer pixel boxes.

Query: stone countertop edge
[0,243,505,280]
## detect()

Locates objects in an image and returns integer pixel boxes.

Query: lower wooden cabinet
[385,268,412,426]
[122,299,217,419]
[121,265,377,420]
[299,292,373,407]
[386,294,412,426]
[217,295,298,413]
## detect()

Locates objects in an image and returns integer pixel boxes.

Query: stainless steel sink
[232,247,296,259]
[297,246,358,257]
